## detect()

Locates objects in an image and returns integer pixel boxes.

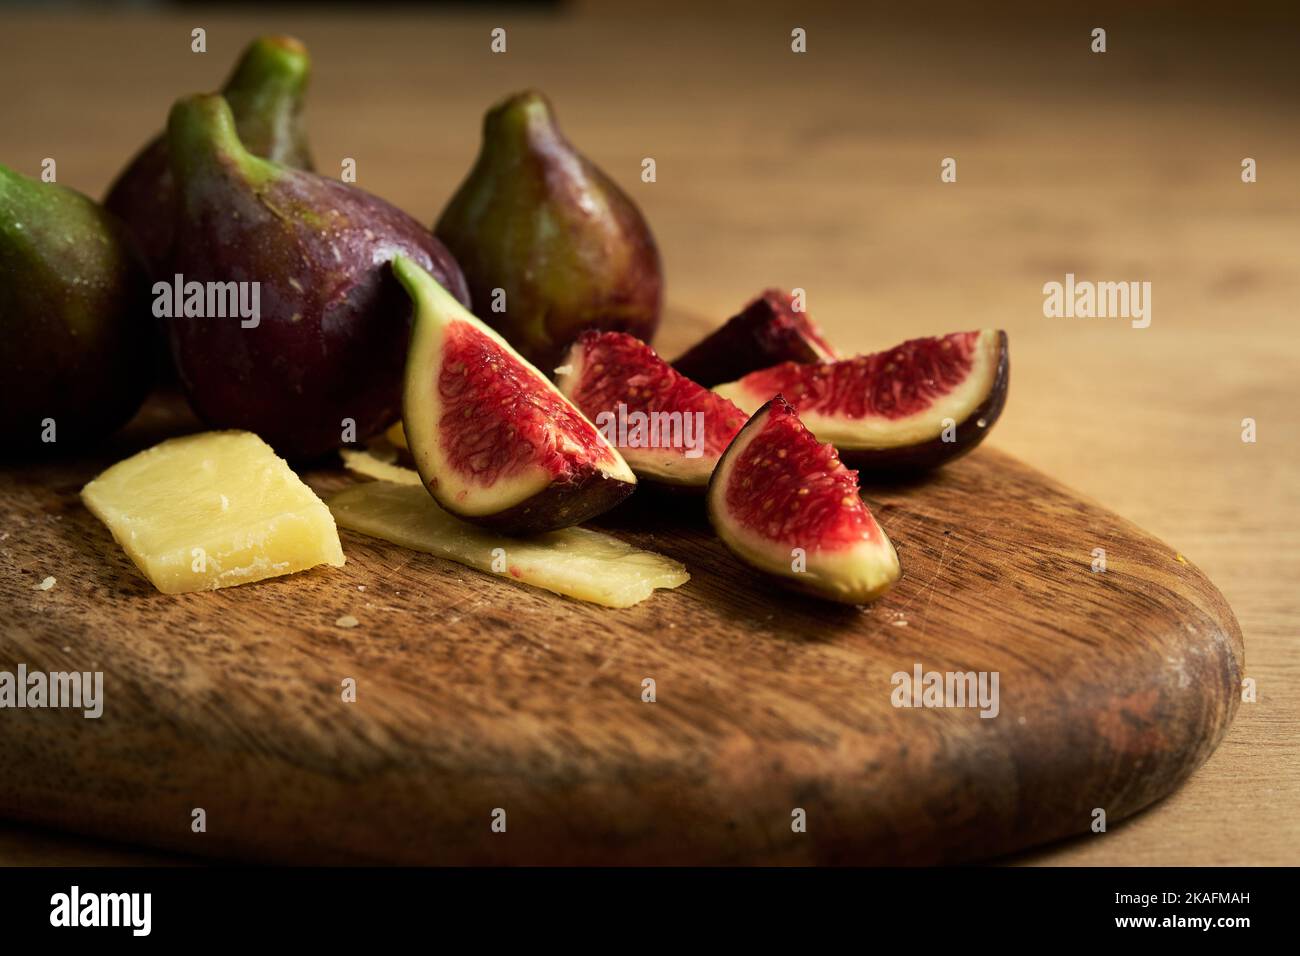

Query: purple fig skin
[103,141,174,274]
[672,289,839,388]
[450,472,636,536]
[105,35,315,274]
[165,94,470,460]
[435,90,662,371]
[844,332,1010,475]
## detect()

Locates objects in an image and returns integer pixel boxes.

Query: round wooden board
[0,395,1242,864]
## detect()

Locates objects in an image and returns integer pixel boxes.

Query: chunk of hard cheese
[329,480,688,608]
[82,431,345,594]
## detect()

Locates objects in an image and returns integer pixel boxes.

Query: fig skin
[434,90,663,371]
[453,471,638,537]
[841,331,1010,474]
[164,94,470,460]
[673,289,838,387]
[0,165,152,451]
[105,35,315,274]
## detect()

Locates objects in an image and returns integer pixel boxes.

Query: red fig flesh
[708,396,900,604]
[715,330,1008,472]
[396,256,636,534]
[672,289,838,387]
[555,331,747,488]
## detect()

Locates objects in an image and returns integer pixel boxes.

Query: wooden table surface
[0,2,1296,866]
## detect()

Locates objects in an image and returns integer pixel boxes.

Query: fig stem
[225,36,310,102]
[166,94,275,187]
[222,36,312,163]
[483,90,555,143]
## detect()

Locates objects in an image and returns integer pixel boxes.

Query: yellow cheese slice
[329,480,688,608]
[82,430,345,594]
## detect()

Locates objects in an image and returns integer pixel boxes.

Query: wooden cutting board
[0,382,1242,865]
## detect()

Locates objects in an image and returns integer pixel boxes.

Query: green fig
[0,165,151,449]
[435,90,663,371]
[105,34,313,272]
[164,94,470,460]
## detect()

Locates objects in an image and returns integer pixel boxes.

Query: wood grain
[0,385,1242,864]
[0,2,1295,865]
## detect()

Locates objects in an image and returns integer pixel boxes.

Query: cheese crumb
[33,575,55,591]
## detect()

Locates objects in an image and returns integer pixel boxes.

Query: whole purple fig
[164,93,470,459]
[435,91,662,371]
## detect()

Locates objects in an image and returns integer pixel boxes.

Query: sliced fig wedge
[714,329,1008,472]
[555,331,748,488]
[395,255,636,534]
[708,396,900,604]
[672,289,839,387]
